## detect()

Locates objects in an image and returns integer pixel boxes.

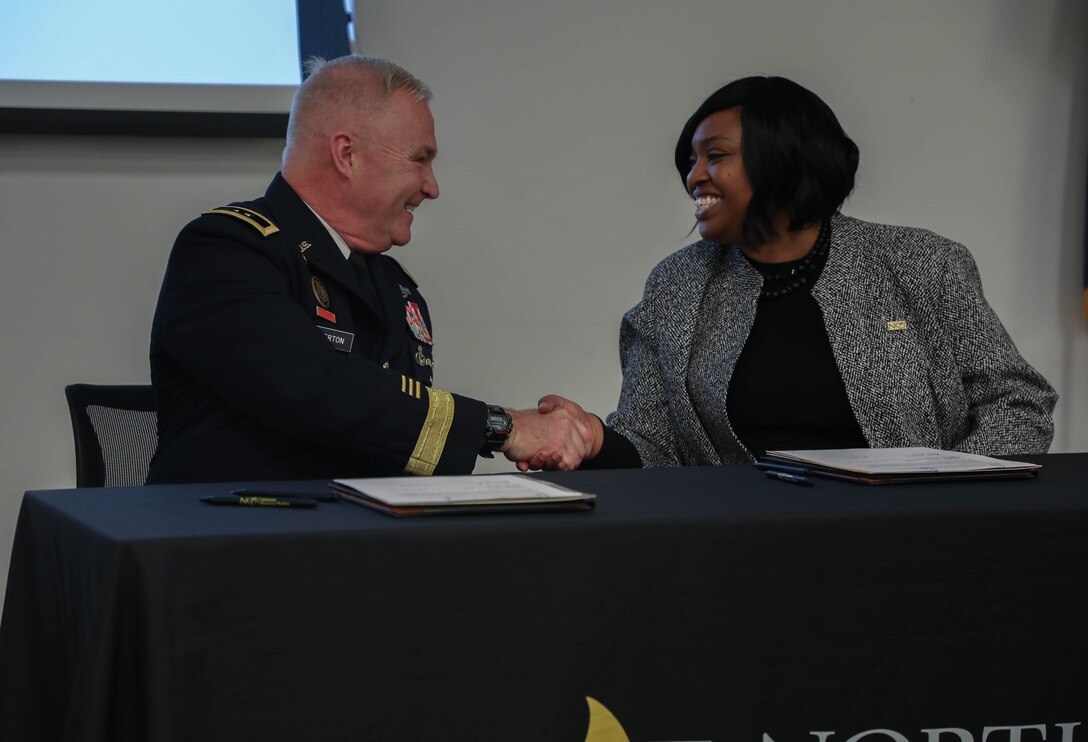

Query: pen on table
[764,470,813,487]
[754,461,810,475]
[202,495,319,508]
[230,489,339,502]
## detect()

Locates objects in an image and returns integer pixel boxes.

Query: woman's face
[686,107,753,246]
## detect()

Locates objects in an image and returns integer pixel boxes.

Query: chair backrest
[64,384,158,487]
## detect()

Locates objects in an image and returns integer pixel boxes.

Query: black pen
[230,489,339,502]
[764,470,813,487]
[202,495,318,508]
[754,461,810,475]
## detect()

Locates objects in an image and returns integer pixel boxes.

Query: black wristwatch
[480,405,513,458]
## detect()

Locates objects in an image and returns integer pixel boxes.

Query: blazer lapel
[813,214,922,447]
[688,245,763,462]
[370,256,414,360]
[302,237,366,302]
[264,174,385,325]
[655,242,741,465]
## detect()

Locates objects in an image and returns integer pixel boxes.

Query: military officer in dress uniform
[147,55,591,484]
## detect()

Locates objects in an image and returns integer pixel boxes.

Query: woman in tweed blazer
[536,76,1056,469]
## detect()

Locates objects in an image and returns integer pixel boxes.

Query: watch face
[488,410,513,435]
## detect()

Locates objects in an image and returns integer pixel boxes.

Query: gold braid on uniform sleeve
[403,387,456,476]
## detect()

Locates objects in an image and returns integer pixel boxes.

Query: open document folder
[330,475,596,517]
[760,447,1041,485]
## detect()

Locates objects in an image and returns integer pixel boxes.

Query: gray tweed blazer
[606,213,1057,466]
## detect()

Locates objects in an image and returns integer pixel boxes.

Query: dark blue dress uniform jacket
[147,173,486,483]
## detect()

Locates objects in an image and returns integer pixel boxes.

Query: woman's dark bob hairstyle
[675,76,859,244]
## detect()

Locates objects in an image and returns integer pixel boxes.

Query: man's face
[345,90,439,253]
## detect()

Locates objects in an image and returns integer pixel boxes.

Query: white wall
[1,0,1085,612]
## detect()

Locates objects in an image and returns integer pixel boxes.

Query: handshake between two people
[500,395,602,472]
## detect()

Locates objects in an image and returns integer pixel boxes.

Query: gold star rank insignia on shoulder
[202,205,279,236]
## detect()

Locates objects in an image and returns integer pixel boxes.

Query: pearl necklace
[751,221,831,299]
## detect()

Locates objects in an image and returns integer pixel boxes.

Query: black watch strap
[480,405,513,458]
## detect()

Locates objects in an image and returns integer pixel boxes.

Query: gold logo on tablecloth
[584,697,630,742]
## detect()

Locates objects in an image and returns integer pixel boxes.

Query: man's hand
[502,402,596,472]
[502,395,604,472]
[537,394,604,464]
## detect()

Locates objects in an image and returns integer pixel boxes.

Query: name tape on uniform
[317,325,354,353]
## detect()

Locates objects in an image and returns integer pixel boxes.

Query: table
[2,456,1087,741]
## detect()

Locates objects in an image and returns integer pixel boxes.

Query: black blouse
[725,243,867,458]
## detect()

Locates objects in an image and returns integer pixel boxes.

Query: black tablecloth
[2,456,1087,741]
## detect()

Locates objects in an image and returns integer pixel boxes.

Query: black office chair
[64,384,159,487]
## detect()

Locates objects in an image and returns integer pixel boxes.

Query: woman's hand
[502,402,596,472]
[516,394,604,471]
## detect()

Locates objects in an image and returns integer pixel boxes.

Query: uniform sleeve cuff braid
[403,387,455,476]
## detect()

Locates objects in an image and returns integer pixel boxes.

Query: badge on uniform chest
[312,276,338,323]
[317,325,354,352]
[414,345,433,369]
[405,301,432,345]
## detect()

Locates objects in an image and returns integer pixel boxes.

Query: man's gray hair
[284,55,432,158]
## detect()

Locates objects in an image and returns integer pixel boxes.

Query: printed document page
[765,447,1039,474]
[333,475,590,506]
